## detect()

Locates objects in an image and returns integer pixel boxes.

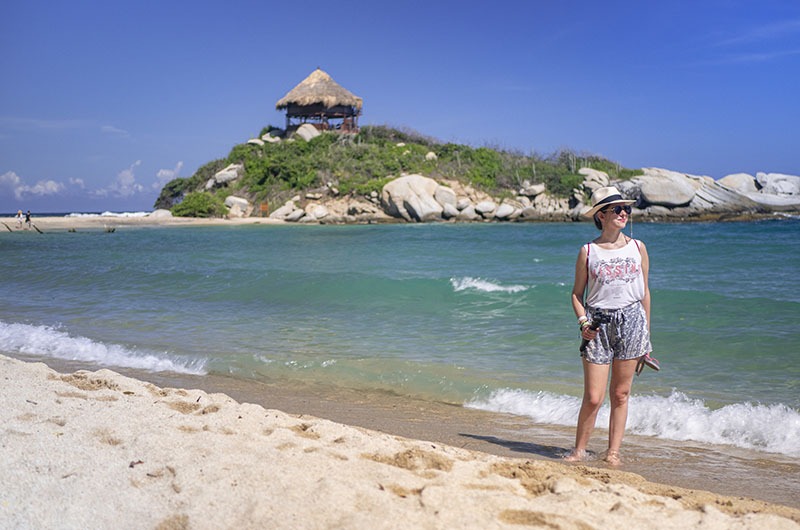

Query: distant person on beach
[565,186,653,466]
[16,210,23,228]
[25,210,31,229]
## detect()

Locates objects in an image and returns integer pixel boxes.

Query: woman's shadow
[459,433,565,459]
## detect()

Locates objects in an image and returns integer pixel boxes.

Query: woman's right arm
[572,246,588,320]
[572,246,597,340]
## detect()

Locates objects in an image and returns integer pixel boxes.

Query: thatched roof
[276,69,363,111]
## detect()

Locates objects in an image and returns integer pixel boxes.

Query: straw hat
[581,186,636,218]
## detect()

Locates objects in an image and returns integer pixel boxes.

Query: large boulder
[294,123,321,142]
[205,164,244,190]
[578,168,610,192]
[634,168,703,207]
[224,196,252,218]
[519,181,546,197]
[269,200,299,220]
[718,173,758,194]
[381,174,445,222]
[305,203,329,220]
[494,203,517,220]
[148,209,173,219]
[434,186,457,208]
[756,173,800,196]
[475,200,497,216]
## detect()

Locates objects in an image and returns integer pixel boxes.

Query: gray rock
[456,205,479,221]
[494,203,516,219]
[442,203,460,219]
[148,209,173,218]
[224,196,252,218]
[578,168,609,192]
[307,204,329,220]
[718,173,758,194]
[381,174,443,222]
[294,123,321,141]
[756,173,800,196]
[434,186,457,208]
[519,182,546,197]
[634,168,703,207]
[475,200,497,215]
[285,209,305,222]
[269,201,297,220]
[456,198,472,211]
[205,163,244,190]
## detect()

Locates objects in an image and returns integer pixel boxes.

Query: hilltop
[154,125,800,223]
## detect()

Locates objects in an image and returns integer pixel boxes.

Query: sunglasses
[602,204,632,215]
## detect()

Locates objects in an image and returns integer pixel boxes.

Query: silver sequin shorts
[582,302,651,365]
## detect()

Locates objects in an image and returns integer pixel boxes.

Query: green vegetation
[155,124,643,217]
[170,191,227,218]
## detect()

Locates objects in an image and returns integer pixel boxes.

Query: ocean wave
[465,388,800,457]
[66,211,151,218]
[450,277,529,293]
[0,321,206,375]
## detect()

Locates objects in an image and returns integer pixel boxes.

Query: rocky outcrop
[610,169,800,219]
[224,196,252,218]
[148,209,173,219]
[247,165,800,224]
[294,124,321,142]
[381,175,445,222]
[635,168,703,207]
[206,164,244,190]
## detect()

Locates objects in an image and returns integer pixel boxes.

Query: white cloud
[95,161,144,198]
[154,161,184,189]
[1,170,65,200]
[101,125,129,136]
[69,177,85,188]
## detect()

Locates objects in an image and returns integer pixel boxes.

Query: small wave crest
[66,211,150,218]
[466,388,800,456]
[0,321,206,375]
[450,277,529,293]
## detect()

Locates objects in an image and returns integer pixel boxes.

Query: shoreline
[1,210,795,234]
[3,354,798,529]
[0,214,286,232]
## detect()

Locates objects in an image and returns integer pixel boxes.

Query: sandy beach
[0,214,285,233]
[2,355,798,530]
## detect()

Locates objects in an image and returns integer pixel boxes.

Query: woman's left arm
[639,241,651,332]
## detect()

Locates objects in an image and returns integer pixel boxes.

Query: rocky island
[154,124,800,225]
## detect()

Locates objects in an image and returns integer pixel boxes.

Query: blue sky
[2,0,798,213]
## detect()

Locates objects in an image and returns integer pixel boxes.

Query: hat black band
[595,194,624,207]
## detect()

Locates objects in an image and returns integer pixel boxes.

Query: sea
[2,214,799,501]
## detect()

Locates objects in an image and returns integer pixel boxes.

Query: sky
[1,0,799,213]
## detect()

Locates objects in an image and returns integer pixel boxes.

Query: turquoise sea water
[1,218,799,457]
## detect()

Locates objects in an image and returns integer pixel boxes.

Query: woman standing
[566,186,652,465]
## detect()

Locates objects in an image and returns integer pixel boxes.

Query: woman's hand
[581,324,598,341]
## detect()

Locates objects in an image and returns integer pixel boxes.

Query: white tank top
[585,239,644,310]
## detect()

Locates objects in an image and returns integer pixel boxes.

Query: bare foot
[604,450,621,466]
[562,449,588,462]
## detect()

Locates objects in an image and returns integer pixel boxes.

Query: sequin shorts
[582,302,651,365]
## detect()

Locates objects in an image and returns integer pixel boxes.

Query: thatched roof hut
[276,69,362,133]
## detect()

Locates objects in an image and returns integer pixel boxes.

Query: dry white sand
[2,355,798,530]
[1,214,284,233]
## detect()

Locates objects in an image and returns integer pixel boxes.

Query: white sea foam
[0,321,206,375]
[66,211,150,218]
[450,277,529,293]
[466,388,800,457]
